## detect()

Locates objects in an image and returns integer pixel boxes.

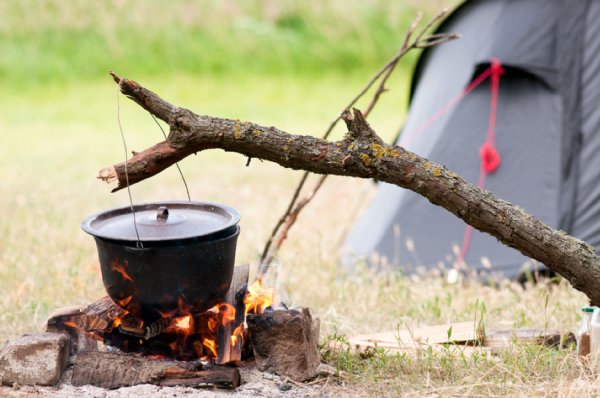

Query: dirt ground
[0,363,353,398]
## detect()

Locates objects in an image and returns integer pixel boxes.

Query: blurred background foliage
[2,5,594,395]
[0,0,458,88]
[0,0,471,338]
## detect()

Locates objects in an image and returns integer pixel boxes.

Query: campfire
[66,274,273,365]
[0,202,322,391]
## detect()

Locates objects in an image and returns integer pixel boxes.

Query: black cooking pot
[81,201,240,321]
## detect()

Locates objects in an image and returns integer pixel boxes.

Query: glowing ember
[177,295,192,314]
[174,315,191,330]
[244,279,274,315]
[193,340,204,358]
[64,320,81,330]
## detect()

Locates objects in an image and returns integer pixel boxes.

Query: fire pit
[81,201,240,321]
[0,201,324,391]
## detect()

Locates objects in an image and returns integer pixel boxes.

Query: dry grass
[0,1,596,396]
[1,72,596,396]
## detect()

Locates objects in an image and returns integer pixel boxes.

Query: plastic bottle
[590,307,600,358]
[577,306,595,355]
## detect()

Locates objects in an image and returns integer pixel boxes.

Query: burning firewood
[217,263,249,365]
[40,263,291,391]
[46,305,99,354]
[47,264,275,362]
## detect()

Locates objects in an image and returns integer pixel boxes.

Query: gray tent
[343,0,600,279]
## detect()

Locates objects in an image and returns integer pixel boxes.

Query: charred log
[46,306,98,354]
[217,264,249,365]
[157,366,241,389]
[80,296,127,332]
[247,307,320,381]
[71,351,240,389]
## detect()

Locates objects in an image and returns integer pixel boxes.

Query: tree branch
[99,75,600,304]
[258,11,459,271]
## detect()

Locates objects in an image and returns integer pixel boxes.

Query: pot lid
[81,201,240,242]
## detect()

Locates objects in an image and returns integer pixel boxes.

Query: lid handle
[156,206,169,223]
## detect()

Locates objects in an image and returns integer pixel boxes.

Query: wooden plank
[349,321,484,349]
[337,323,574,357]
[484,329,575,352]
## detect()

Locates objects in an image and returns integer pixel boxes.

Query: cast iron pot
[81,201,240,321]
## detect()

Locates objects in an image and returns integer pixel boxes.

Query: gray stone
[247,307,321,381]
[0,332,70,386]
[316,363,337,377]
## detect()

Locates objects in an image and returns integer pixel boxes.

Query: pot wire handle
[150,114,191,202]
[116,84,143,249]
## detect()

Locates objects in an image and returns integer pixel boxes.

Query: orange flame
[116,295,133,308]
[203,338,217,357]
[207,317,217,333]
[161,295,193,319]
[111,261,133,282]
[175,315,191,330]
[231,323,245,346]
[244,279,274,315]
[64,320,81,331]
[81,279,276,361]
[219,303,236,326]
[173,314,194,339]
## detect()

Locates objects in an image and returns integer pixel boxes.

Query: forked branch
[258,10,459,273]
[99,73,600,305]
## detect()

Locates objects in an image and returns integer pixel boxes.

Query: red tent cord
[456,58,504,265]
[401,65,494,147]
[398,58,505,267]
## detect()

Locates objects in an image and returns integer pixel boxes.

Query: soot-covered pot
[81,201,240,321]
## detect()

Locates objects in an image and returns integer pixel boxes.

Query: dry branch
[258,10,458,272]
[98,73,600,305]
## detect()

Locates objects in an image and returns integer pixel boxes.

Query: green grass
[2,1,595,397]
[0,0,438,89]
[322,336,592,397]
[0,70,412,335]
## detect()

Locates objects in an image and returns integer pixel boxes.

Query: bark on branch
[99,74,600,305]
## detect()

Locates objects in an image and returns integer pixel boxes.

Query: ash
[0,364,338,398]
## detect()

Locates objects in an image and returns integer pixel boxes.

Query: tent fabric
[573,0,600,249]
[343,0,597,279]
